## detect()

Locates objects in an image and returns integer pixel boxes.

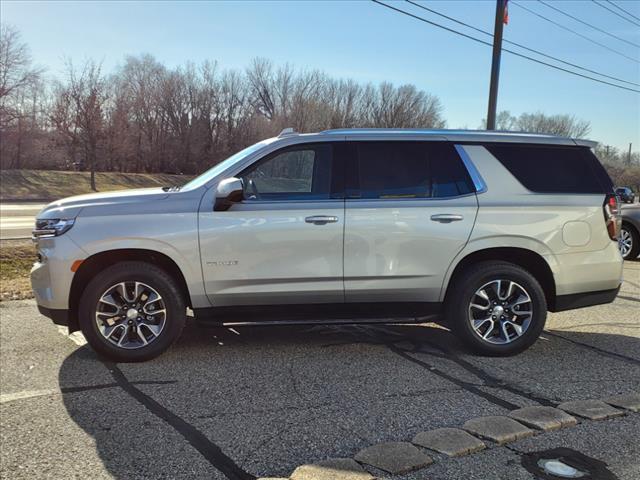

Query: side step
[193,302,443,327]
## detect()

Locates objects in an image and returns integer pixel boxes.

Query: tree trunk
[90,166,96,191]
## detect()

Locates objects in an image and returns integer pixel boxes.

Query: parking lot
[1,262,638,479]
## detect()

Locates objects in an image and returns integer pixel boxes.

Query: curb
[261,392,639,480]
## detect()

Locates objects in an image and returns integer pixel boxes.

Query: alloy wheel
[620,228,632,258]
[95,281,166,349]
[468,279,533,345]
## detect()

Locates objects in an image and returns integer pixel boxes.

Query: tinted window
[352,142,474,199]
[486,144,612,194]
[240,144,335,200]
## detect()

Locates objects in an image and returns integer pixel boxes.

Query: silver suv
[31,129,624,362]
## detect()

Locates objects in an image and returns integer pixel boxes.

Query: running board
[193,302,443,326]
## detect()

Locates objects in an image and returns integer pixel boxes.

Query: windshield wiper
[162,185,182,192]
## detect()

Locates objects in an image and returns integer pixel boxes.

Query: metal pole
[487,0,506,130]
[628,142,632,166]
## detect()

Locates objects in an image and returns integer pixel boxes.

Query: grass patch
[0,169,192,201]
[0,240,35,301]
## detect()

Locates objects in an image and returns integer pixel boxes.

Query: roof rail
[278,127,297,137]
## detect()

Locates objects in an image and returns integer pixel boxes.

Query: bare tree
[7,24,635,184]
[481,110,591,138]
[0,24,44,169]
[51,60,108,190]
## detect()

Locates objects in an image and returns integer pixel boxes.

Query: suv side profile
[31,129,623,362]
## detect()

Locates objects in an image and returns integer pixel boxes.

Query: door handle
[431,214,464,223]
[305,215,338,225]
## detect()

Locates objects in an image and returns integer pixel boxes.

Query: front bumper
[37,305,71,326]
[31,234,85,312]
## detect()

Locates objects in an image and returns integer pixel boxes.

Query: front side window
[352,142,474,199]
[239,144,334,200]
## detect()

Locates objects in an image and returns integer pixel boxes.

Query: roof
[283,128,597,148]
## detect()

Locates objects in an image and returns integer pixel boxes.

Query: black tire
[621,223,640,260]
[79,261,186,362]
[445,261,547,356]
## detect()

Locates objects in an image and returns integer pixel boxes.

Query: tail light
[603,194,620,241]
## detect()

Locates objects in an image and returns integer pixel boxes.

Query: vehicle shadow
[58,321,640,479]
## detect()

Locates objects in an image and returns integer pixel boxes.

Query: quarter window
[485,144,611,193]
[352,142,474,199]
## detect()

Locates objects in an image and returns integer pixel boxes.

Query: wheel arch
[622,219,639,236]
[443,246,557,310]
[68,249,191,333]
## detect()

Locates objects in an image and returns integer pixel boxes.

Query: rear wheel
[445,261,547,356]
[79,261,186,362]
[620,223,639,260]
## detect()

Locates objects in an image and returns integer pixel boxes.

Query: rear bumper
[37,305,70,326]
[549,241,623,296]
[550,286,620,312]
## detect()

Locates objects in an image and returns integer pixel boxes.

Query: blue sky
[2,0,639,150]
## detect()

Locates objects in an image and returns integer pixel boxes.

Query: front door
[344,140,478,303]
[199,142,345,306]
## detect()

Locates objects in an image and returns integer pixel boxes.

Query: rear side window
[485,144,612,194]
[352,142,474,199]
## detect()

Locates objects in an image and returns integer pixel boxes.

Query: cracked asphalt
[1,262,638,480]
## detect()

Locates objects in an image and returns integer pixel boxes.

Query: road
[0,262,639,480]
[0,203,45,240]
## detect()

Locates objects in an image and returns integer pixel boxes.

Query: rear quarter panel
[441,145,622,299]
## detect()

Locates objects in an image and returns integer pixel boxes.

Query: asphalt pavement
[0,262,638,480]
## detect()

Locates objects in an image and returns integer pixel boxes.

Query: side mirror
[214,177,244,211]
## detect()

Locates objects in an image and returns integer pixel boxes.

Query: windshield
[180,140,273,191]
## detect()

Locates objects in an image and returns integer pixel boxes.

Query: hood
[37,188,170,220]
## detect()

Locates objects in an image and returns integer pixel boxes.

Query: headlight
[32,218,75,238]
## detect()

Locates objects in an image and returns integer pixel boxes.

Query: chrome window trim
[454,144,488,194]
[344,192,477,203]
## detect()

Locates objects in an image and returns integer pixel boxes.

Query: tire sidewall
[79,262,186,362]
[447,263,547,356]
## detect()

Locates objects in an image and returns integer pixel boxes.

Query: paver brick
[290,458,374,480]
[413,427,486,456]
[463,416,534,445]
[354,441,433,475]
[508,406,577,431]
[604,393,640,412]
[558,400,625,420]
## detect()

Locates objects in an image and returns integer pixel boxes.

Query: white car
[31,129,624,362]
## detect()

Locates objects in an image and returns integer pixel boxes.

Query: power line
[370,0,640,93]
[592,0,640,27]
[606,0,640,22]
[405,0,639,87]
[538,0,640,48]
[511,1,640,64]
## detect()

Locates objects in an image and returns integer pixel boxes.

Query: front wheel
[79,261,186,362]
[445,261,547,356]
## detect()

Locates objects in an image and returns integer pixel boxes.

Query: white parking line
[0,389,60,404]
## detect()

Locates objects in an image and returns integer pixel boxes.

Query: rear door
[344,140,479,303]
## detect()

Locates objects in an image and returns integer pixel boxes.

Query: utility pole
[628,143,632,166]
[486,0,506,130]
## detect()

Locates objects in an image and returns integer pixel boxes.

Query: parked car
[615,187,635,204]
[620,204,640,260]
[31,129,624,362]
